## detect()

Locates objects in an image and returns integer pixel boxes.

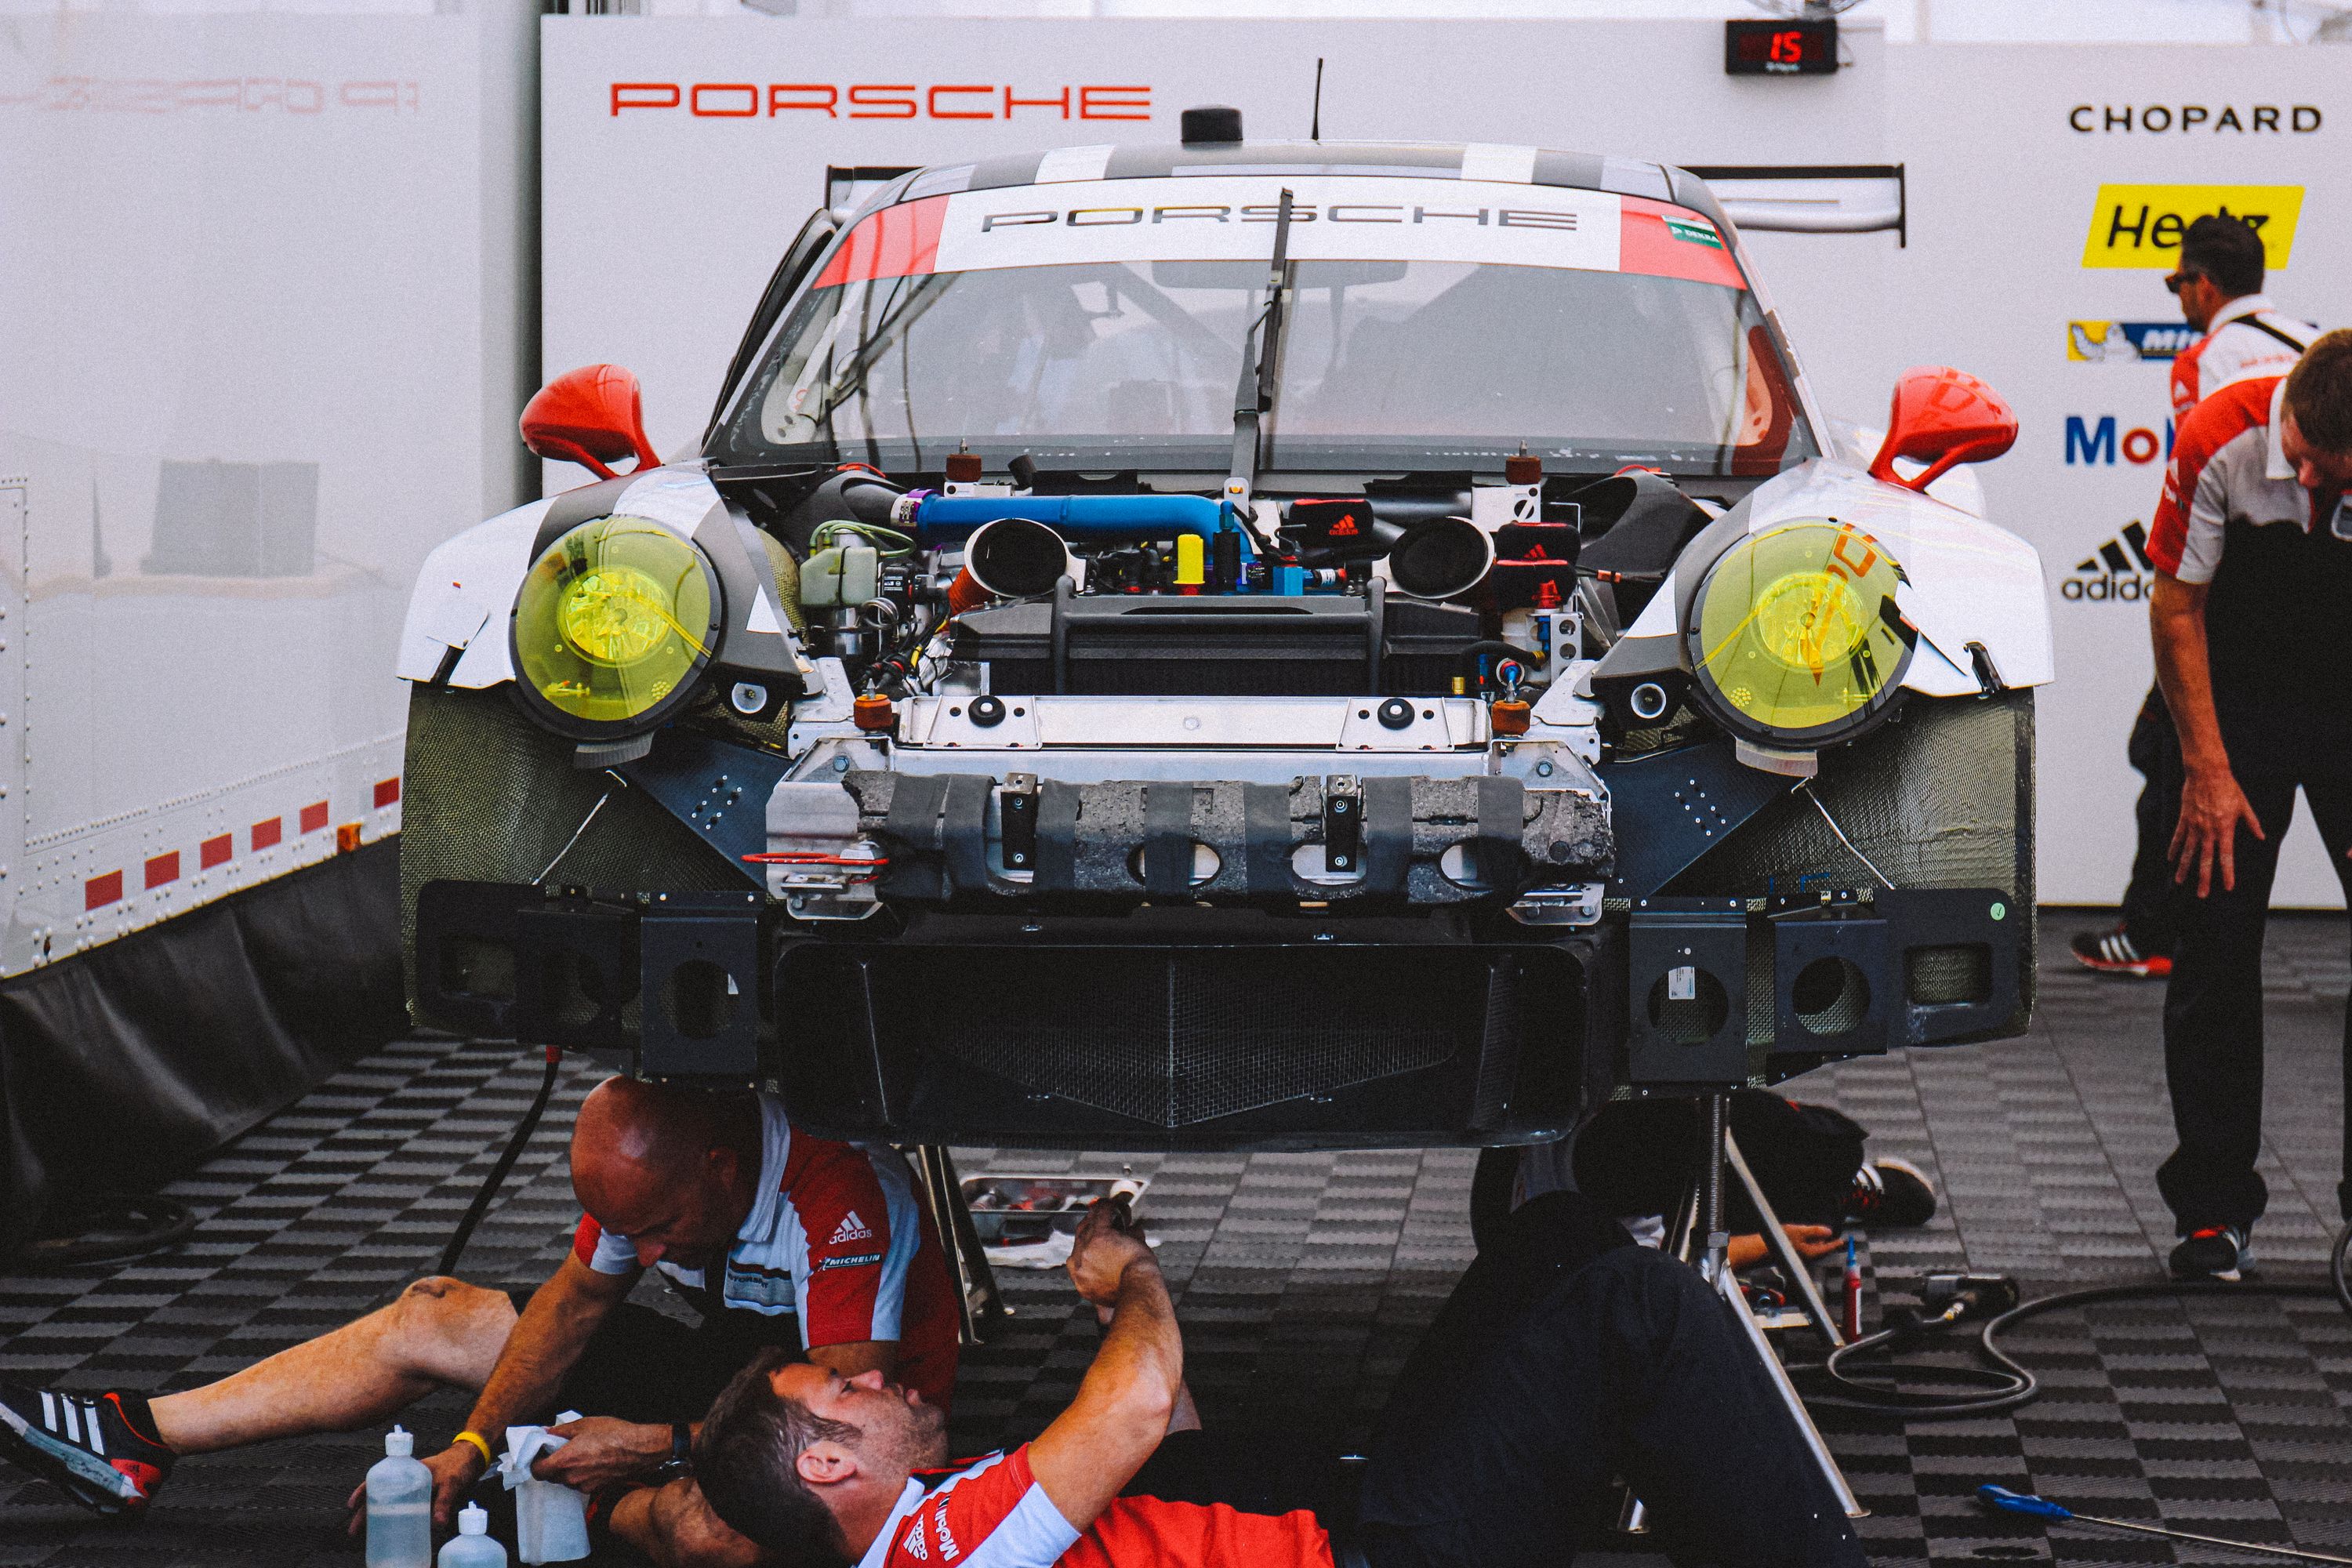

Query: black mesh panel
[398,685,742,1012]
[859,946,1486,1127]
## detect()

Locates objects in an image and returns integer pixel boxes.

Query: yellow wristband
[453,1430,493,1467]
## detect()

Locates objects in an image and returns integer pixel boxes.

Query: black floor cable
[19,1196,197,1269]
[1795,1221,2352,1419]
[435,1044,564,1279]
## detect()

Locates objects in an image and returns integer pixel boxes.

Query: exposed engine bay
[397,138,2049,1149]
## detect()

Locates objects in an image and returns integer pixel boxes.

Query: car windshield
[710,173,1817,478]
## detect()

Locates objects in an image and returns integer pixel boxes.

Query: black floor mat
[2,916,2349,1564]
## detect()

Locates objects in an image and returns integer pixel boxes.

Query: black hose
[1799,1233,2352,1420]
[435,1046,563,1279]
[18,1196,197,1269]
[1461,640,1543,669]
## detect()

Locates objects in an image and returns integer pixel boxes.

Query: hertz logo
[2064,523,2157,602]
[2082,183,2303,270]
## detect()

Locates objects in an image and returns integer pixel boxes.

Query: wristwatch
[652,1423,692,1483]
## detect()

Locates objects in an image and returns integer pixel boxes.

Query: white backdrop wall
[540,15,2351,905]
[1897,45,2349,906]
[0,5,538,973]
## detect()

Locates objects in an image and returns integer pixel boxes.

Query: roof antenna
[1309,57,1324,143]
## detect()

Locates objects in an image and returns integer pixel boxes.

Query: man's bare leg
[149,1277,521,1453]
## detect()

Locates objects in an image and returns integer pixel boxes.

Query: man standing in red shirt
[2072,215,2320,980]
[2146,331,2352,1280]
[695,1193,1864,1567]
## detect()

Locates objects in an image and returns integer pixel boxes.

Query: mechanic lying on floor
[695,1195,1866,1568]
[0,1077,960,1565]
[1478,1088,1938,1257]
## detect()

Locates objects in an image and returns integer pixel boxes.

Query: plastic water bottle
[365,1425,433,1568]
[440,1502,508,1566]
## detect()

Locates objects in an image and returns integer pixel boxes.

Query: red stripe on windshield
[1619,198,1747,289]
[814,195,949,288]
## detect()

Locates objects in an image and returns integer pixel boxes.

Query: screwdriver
[1978,1485,2352,1565]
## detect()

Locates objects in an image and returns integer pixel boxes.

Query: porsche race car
[397,111,2048,1152]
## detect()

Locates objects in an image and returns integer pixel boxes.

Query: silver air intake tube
[1387,517,1496,601]
[964,516,1078,600]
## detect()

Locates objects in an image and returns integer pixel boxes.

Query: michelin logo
[2063,522,2157,601]
[2069,321,2198,361]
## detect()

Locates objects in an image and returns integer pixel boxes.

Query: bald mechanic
[0,1078,959,1564]
[693,1193,1864,1568]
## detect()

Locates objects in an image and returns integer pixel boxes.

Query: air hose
[1794,1221,2352,1420]
[17,1196,197,1269]
[435,1045,564,1278]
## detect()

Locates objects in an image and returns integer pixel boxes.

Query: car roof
[876,138,1733,232]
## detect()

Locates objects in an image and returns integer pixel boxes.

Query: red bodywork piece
[1868,365,2017,494]
[521,364,661,481]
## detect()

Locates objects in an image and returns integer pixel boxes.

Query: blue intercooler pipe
[909,492,1244,551]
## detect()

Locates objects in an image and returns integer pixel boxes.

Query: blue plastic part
[1273,564,1306,595]
[914,493,1230,546]
[1976,1486,2073,1521]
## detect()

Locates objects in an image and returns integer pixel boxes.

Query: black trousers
[2122,688,2185,955]
[1575,1091,1867,1232]
[504,1289,801,1425]
[2158,705,2352,1233]
[1356,1192,1864,1568]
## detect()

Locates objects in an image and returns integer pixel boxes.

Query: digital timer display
[1723,18,1838,75]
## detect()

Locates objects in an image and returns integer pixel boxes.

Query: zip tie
[1798,781,1895,889]
[535,791,612,884]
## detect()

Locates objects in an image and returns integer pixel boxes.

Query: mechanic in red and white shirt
[2074,216,2322,983]
[0,1076,959,1568]
[694,1193,1864,1568]
[2145,331,2352,1284]
[2166,214,2318,419]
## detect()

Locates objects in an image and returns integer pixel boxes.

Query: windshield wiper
[1224,187,1296,518]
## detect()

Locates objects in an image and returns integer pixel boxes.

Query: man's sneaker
[0,1385,174,1514]
[1844,1158,1937,1229]
[2170,1225,2254,1282]
[2070,925,2172,979]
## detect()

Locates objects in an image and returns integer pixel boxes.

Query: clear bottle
[365,1425,434,1568]
[440,1501,509,1566]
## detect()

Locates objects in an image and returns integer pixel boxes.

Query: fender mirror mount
[1867,365,2016,495]
[521,364,661,481]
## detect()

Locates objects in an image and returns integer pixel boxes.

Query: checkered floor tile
[3,916,2349,1564]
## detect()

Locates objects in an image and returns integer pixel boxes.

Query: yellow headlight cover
[1690,521,1910,742]
[514,517,717,731]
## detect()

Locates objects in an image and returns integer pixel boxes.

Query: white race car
[397,109,2047,1152]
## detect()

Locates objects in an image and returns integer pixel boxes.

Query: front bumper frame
[415,876,2021,1150]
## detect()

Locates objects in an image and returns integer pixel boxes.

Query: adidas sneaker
[0,1384,175,1514]
[2070,924,2172,979]
[2169,1225,2254,1283]
[1844,1159,1937,1229]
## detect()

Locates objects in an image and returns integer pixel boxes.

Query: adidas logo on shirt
[830,1210,875,1245]
[2063,521,2156,603]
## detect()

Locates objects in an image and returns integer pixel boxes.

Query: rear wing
[1686,165,1906,246]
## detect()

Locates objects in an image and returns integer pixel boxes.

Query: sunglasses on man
[2165,270,2207,296]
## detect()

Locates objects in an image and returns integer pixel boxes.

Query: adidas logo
[829,1210,874,1245]
[2063,521,2155,602]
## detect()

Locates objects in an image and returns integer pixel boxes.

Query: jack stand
[1726,1129,1847,1351]
[909,1145,1007,1347]
[1618,1091,1865,1536]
